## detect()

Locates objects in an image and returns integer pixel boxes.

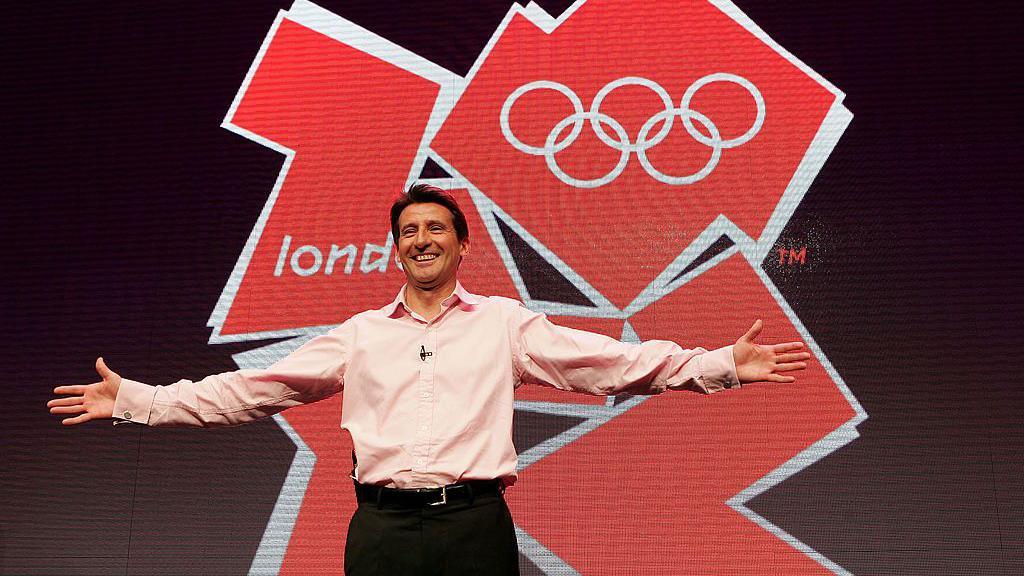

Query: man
[49,183,810,575]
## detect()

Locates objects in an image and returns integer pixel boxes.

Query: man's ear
[457,237,469,269]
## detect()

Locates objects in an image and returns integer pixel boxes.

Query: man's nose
[414,228,431,248]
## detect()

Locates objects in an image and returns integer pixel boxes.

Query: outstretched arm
[514,305,736,395]
[514,305,808,395]
[47,327,349,427]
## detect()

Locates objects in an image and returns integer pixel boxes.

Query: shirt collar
[445,281,482,309]
[383,281,481,318]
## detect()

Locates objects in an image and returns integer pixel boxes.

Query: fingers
[62,413,93,425]
[771,341,805,353]
[53,385,88,395]
[50,404,87,415]
[47,396,84,408]
[767,373,796,383]
[774,362,807,372]
[775,352,811,363]
[741,319,763,342]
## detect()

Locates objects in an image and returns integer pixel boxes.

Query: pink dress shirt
[112,283,738,488]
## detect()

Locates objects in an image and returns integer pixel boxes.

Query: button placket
[412,325,437,472]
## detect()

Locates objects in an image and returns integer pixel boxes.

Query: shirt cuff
[699,345,740,392]
[111,378,157,425]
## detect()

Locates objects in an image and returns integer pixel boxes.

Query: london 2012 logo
[207,1,863,574]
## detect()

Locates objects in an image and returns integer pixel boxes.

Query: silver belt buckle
[427,485,447,506]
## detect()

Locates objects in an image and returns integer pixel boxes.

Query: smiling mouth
[412,253,439,262]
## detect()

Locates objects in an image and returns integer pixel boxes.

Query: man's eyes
[401,225,448,235]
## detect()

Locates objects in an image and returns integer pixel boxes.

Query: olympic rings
[499,73,765,188]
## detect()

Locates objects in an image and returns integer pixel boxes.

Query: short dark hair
[390,183,470,243]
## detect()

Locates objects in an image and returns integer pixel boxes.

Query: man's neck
[404,279,458,321]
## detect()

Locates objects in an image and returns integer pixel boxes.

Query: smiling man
[390,187,471,315]
[48,183,810,575]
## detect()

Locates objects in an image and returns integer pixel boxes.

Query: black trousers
[344,491,520,575]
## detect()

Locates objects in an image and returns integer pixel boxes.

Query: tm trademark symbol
[777,246,807,265]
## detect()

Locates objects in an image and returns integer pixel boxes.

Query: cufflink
[123,411,132,419]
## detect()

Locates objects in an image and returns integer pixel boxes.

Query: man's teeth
[414,254,438,261]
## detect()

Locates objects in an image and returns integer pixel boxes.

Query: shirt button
[123,411,132,419]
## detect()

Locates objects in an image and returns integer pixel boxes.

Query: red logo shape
[211,1,859,574]
[431,0,840,308]
[212,15,517,339]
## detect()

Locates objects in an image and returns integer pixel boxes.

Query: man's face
[396,202,468,290]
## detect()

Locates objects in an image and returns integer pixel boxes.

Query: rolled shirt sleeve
[513,304,738,395]
[111,327,349,427]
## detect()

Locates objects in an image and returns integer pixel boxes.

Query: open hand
[733,320,810,384]
[47,357,122,425]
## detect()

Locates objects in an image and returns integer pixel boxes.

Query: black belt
[354,479,504,508]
